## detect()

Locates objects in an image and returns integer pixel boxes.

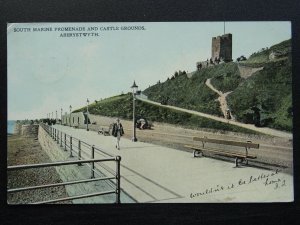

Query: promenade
[53,125,293,203]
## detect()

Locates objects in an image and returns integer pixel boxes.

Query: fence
[7,123,121,204]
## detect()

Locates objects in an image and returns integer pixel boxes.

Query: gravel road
[90,115,293,174]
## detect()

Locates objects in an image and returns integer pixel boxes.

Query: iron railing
[7,123,121,204]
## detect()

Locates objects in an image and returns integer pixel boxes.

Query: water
[7,120,16,134]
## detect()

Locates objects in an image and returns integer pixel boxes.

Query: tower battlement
[211,33,232,62]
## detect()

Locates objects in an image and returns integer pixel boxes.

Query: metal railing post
[60,132,63,147]
[78,140,82,166]
[70,136,73,157]
[54,129,57,141]
[64,134,67,151]
[91,145,95,178]
[57,130,59,144]
[115,156,121,204]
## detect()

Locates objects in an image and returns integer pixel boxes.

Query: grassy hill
[143,39,292,131]
[208,62,244,93]
[73,93,258,134]
[74,39,292,133]
[227,58,292,131]
[242,39,291,65]
[227,39,292,131]
[142,65,240,117]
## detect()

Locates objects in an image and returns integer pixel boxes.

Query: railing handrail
[8,123,122,204]
[41,123,114,158]
[8,176,116,193]
[7,158,117,170]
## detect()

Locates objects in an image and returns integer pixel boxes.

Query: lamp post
[69,105,72,127]
[86,98,89,131]
[61,108,63,125]
[56,110,57,123]
[131,81,138,142]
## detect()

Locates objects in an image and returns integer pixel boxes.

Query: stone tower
[211,33,232,62]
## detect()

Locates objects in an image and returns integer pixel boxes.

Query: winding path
[205,78,235,120]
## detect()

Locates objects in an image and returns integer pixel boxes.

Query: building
[62,112,86,127]
[211,33,232,62]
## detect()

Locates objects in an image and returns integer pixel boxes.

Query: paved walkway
[53,125,293,203]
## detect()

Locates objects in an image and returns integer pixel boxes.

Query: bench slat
[193,137,259,149]
[184,145,257,159]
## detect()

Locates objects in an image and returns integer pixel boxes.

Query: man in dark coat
[112,118,124,150]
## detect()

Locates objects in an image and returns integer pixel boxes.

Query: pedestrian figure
[226,109,231,120]
[112,118,124,150]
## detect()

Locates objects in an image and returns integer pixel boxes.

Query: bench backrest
[193,137,259,149]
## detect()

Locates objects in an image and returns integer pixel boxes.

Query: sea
[7,120,16,134]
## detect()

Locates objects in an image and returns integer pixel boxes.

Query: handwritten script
[190,169,287,199]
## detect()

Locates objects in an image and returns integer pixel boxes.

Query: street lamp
[69,105,72,127]
[61,108,63,125]
[131,81,138,142]
[86,98,89,131]
[56,110,57,122]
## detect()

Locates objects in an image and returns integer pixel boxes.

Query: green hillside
[73,93,258,134]
[74,39,292,133]
[143,39,292,131]
[143,67,234,117]
[208,62,244,93]
[241,39,292,65]
[143,62,245,115]
[227,39,292,131]
[227,58,292,131]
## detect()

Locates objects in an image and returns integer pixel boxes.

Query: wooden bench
[98,124,113,136]
[185,136,259,167]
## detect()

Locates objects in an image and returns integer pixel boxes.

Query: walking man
[112,118,124,150]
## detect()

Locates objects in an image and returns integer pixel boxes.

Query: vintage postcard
[7,22,293,204]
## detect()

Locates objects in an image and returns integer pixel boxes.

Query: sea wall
[21,124,39,137]
[38,125,117,203]
[13,123,39,137]
[13,123,22,135]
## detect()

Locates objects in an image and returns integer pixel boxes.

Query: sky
[7,22,291,120]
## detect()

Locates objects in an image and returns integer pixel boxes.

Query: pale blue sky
[7,22,291,120]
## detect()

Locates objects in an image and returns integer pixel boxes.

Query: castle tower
[211,33,232,62]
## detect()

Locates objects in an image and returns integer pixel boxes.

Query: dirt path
[205,78,235,120]
[238,64,264,79]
